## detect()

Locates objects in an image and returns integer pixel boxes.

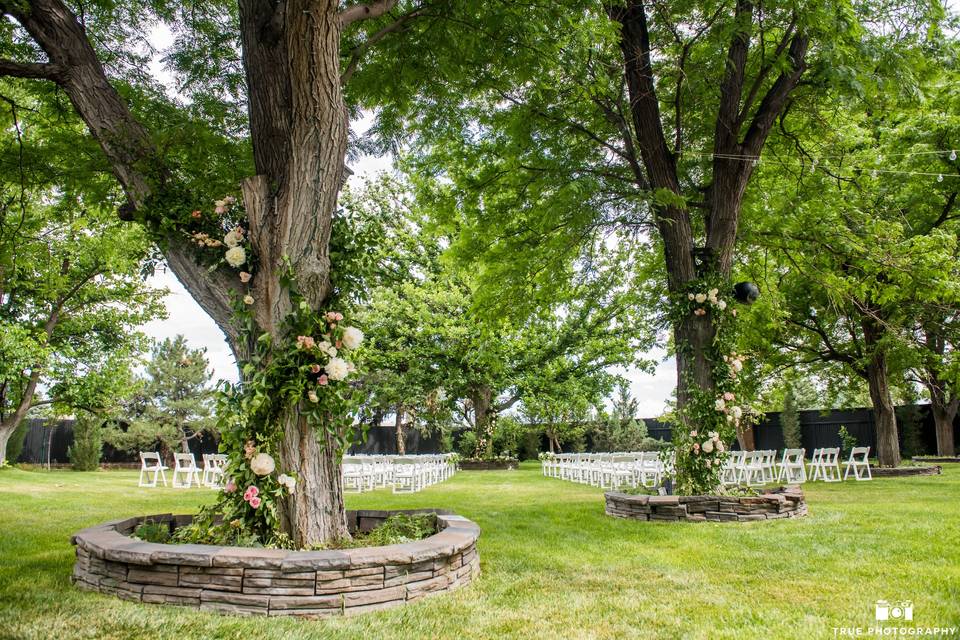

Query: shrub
[4,420,30,464]
[898,405,926,458]
[68,415,103,471]
[133,519,171,544]
[781,384,803,449]
[457,430,477,458]
[837,426,858,457]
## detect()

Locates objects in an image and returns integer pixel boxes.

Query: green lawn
[2,463,958,640]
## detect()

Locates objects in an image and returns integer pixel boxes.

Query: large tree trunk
[471,386,495,458]
[395,407,406,456]
[278,411,349,545]
[3,0,372,546]
[0,427,12,466]
[862,318,900,467]
[926,383,957,457]
[922,328,957,456]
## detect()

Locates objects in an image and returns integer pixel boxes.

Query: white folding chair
[721,450,743,485]
[843,446,872,481]
[815,447,841,482]
[202,454,228,487]
[138,451,168,487]
[392,458,423,493]
[737,451,765,485]
[172,452,202,488]
[777,448,807,483]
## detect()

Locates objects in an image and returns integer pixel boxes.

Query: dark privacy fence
[13,404,958,463]
[642,404,957,456]
[14,418,220,465]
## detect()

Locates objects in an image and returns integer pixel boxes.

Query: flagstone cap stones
[604,486,808,522]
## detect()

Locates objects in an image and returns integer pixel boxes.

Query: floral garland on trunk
[169,195,365,547]
[668,279,758,496]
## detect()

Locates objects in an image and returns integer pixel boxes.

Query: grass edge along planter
[458,460,518,471]
[71,509,480,617]
[870,464,942,477]
[604,486,808,522]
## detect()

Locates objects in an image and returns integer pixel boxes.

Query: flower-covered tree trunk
[2,0,390,546]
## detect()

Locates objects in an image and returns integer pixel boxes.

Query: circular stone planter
[71,509,480,617]
[458,460,518,471]
[913,456,960,464]
[870,464,942,477]
[604,486,807,522]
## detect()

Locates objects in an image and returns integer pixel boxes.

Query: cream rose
[225,246,246,267]
[250,452,275,476]
[325,357,350,381]
[702,440,715,454]
[278,473,296,492]
[341,326,364,350]
[224,229,243,248]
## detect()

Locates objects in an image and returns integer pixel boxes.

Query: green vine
[156,194,367,546]
[667,276,758,495]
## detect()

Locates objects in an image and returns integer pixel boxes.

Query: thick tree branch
[339,0,397,26]
[341,5,427,84]
[0,58,64,80]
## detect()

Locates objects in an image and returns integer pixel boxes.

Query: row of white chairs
[541,446,873,489]
[138,452,227,488]
[541,452,673,489]
[343,454,458,494]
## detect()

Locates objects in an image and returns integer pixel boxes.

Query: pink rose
[723,392,735,401]
[243,486,259,501]
[325,311,338,322]
[224,479,237,494]
[248,496,261,509]
[239,271,252,283]
[335,312,343,321]
[190,210,201,219]
[296,335,316,350]
[335,340,342,349]
[310,364,321,374]
[215,205,227,215]
[318,374,329,386]
[692,443,700,453]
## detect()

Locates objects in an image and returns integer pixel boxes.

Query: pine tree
[106,336,216,458]
[781,384,803,450]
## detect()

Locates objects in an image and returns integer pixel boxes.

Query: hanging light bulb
[951,150,957,161]
[938,174,944,182]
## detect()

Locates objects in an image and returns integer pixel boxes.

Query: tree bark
[925,382,957,457]
[278,410,349,546]
[862,317,900,467]
[395,407,406,455]
[471,385,495,458]
[921,327,957,456]
[0,427,12,466]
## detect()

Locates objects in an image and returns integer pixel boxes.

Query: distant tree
[780,383,803,450]
[68,414,103,471]
[106,336,216,458]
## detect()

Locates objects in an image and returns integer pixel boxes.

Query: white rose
[318,341,337,357]
[695,293,707,303]
[250,452,275,476]
[717,300,728,310]
[708,288,719,297]
[224,230,243,248]
[715,398,726,411]
[341,326,364,350]
[702,440,715,454]
[325,357,350,381]
[225,246,246,267]
[278,473,296,492]
[732,359,743,372]
[731,406,743,419]
[687,293,695,300]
